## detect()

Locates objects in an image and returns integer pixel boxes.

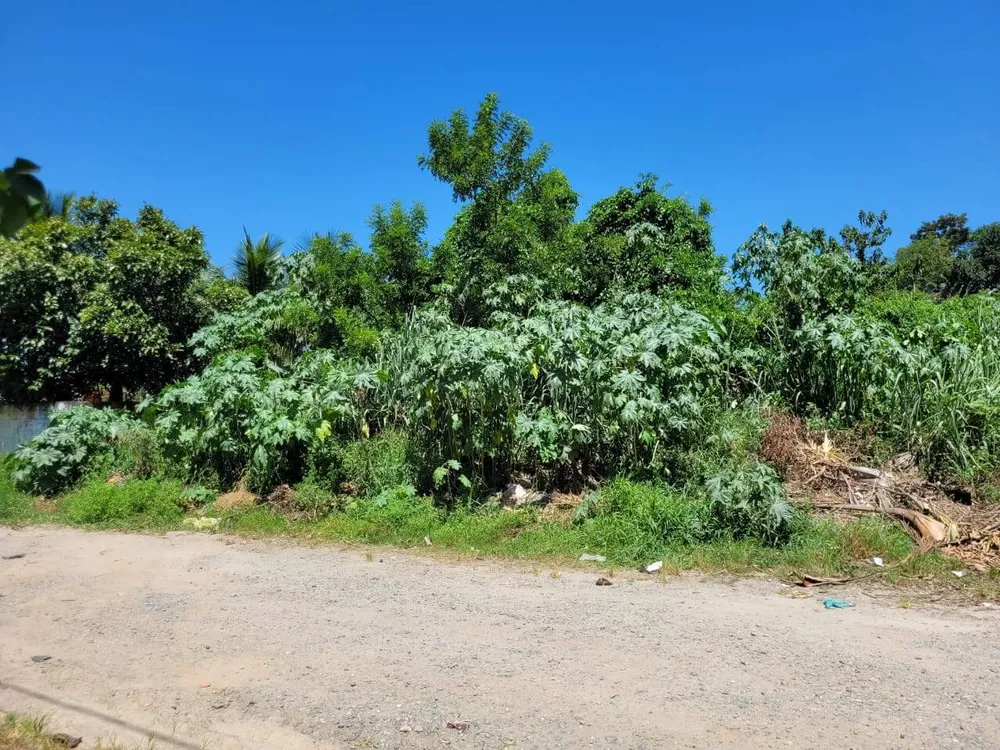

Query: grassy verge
[2,464,997,598]
[224,501,984,585]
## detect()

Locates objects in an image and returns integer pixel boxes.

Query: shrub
[13,406,140,495]
[584,479,710,562]
[341,430,413,497]
[343,486,440,542]
[378,293,726,491]
[0,455,33,522]
[109,426,166,479]
[291,480,340,517]
[702,462,794,545]
[145,349,378,490]
[62,478,185,526]
[785,307,1000,479]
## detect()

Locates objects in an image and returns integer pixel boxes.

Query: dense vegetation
[3,94,999,564]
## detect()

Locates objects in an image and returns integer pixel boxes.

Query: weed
[62,479,185,527]
[0,456,36,523]
[341,431,413,498]
[291,480,340,517]
[112,427,166,479]
[181,485,217,509]
[12,406,141,495]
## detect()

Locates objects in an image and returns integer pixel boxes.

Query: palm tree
[39,191,76,220]
[234,227,284,295]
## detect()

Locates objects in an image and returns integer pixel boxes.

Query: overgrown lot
[3,95,1000,587]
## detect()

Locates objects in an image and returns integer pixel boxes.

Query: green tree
[577,174,724,310]
[67,205,209,405]
[0,199,211,404]
[969,222,1000,290]
[289,231,386,355]
[419,94,577,322]
[733,220,870,330]
[234,227,284,295]
[910,213,970,247]
[839,209,891,264]
[0,220,98,401]
[71,195,127,258]
[905,213,984,295]
[368,201,431,319]
[894,236,953,291]
[939,220,1000,295]
[38,191,76,221]
[418,93,548,204]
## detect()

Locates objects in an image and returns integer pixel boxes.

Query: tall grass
[783,301,1000,479]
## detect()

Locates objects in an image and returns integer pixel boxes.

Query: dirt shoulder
[1,527,998,749]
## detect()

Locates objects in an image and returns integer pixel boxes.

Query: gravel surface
[1,527,998,749]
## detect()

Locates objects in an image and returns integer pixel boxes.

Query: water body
[0,403,82,455]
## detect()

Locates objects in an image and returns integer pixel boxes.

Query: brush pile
[762,413,1000,570]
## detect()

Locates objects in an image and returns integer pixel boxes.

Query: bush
[0,456,33,522]
[702,462,794,545]
[111,426,166,479]
[291,480,340,517]
[341,431,413,497]
[13,406,141,495]
[785,308,1000,479]
[378,293,726,491]
[145,349,378,491]
[62,478,185,526]
[580,466,793,563]
[584,479,710,562]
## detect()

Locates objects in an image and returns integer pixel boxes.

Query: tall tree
[577,174,723,310]
[234,228,284,295]
[369,201,431,319]
[839,209,891,264]
[289,231,385,356]
[419,93,575,322]
[910,213,970,247]
[906,213,977,294]
[968,222,1000,290]
[418,93,548,204]
[894,236,953,292]
[0,198,211,404]
[904,215,1000,295]
[68,205,209,405]
[38,191,76,221]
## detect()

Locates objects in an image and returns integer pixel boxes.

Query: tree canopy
[0,199,218,403]
[2,93,996,413]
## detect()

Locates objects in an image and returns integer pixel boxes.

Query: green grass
[61,479,185,528]
[1,459,995,596]
[0,456,40,524]
[221,486,961,581]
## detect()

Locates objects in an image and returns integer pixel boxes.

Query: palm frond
[234,227,285,295]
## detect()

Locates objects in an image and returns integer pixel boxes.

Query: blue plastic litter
[823,598,854,609]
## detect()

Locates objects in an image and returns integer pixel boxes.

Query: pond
[0,403,82,455]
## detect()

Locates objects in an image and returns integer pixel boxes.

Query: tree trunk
[109,381,124,409]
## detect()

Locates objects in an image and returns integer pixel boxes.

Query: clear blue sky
[4,1,998,268]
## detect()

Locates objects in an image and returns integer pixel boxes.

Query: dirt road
[1,528,998,749]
